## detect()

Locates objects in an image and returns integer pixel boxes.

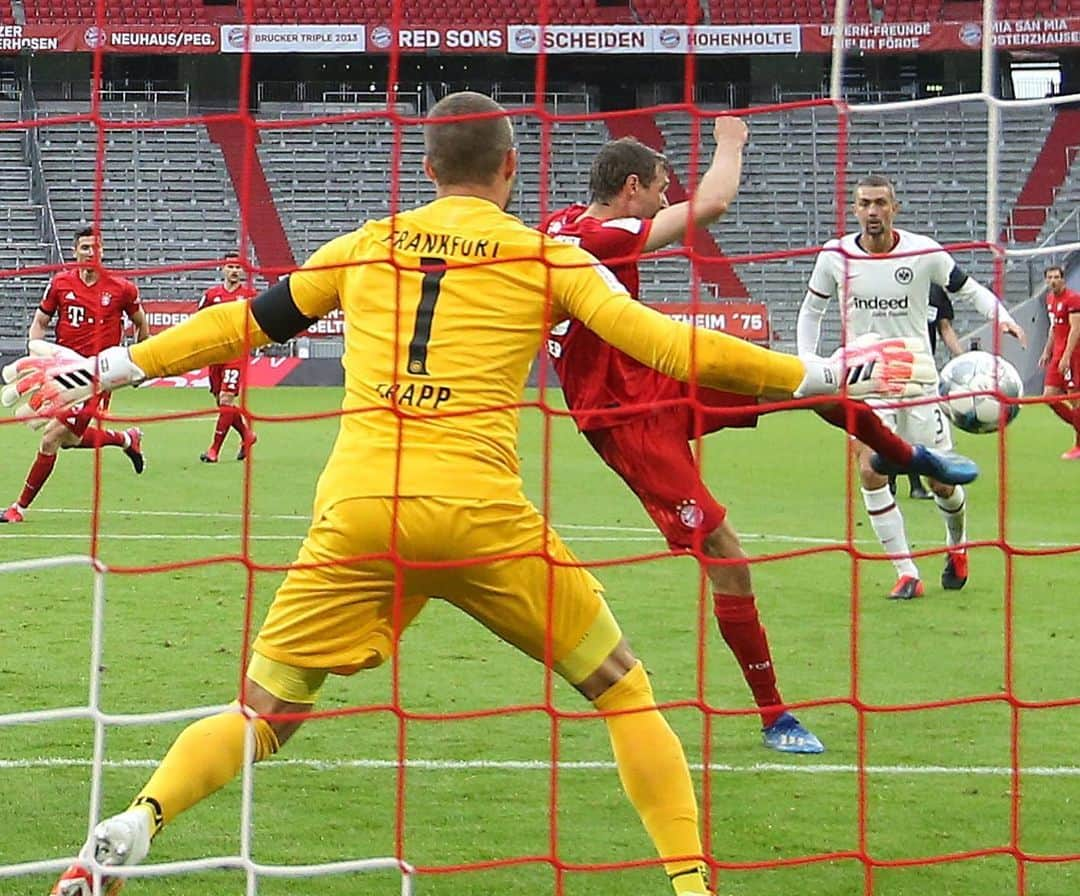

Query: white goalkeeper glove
[1,339,146,427]
[794,334,937,400]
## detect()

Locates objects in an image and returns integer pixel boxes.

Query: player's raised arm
[548,243,935,401]
[934,255,1027,347]
[643,117,748,252]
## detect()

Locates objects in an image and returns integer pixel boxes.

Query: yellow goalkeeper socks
[132,707,280,831]
[593,662,708,896]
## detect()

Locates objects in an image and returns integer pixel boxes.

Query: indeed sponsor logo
[852,295,909,311]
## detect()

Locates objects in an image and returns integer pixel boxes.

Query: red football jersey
[198,282,256,311]
[541,205,755,432]
[1048,287,1080,355]
[40,269,141,357]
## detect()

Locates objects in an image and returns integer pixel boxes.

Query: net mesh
[2,2,1080,894]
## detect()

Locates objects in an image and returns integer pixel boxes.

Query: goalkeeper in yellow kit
[4,91,935,896]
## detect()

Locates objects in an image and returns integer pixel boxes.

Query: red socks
[712,593,783,728]
[816,402,914,467]
[17,451,57,509]
[75,428,126,449]
[212,406,249,452]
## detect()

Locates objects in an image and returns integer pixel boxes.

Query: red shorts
[209,362,243,398]
[1045,350,1080,392]
[585,409,730,551]
[62,393,112,439]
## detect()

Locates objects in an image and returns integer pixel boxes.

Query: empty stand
[36,104,240,301]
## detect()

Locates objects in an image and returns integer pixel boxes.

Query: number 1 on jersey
[408,256,446,375]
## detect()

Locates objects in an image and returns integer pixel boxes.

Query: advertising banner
[0,23,219,54]
[507,23,799,54]
[802,16,1080,53]
[646,302,769,342]
[219,24,366,54]
[366,24,505,53]
[143,301,344,339]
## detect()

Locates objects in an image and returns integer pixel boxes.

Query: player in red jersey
[543,123,975,751]
[197,255,257,463]
[1,227,147,524]
[1038,264,1080,460]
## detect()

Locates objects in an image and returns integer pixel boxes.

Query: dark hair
[425,91,514,186]
[854,174,897,201]
[74,225,96,243]
[1045,265,1065,277]
[589,137,667,205]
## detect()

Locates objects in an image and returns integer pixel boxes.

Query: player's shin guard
[134,708,279,830]
[712,594,783,728]
[862,485,918,577]
[934,484,966,547]
[17,450,57,508]
[594,662,707,896]
[815,402,913,468]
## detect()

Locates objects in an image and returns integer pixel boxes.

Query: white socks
[862,485,919,578]
[934,484,967,548]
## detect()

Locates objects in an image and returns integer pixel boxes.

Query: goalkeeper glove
[794,334,937,400]
[1,340,146,426]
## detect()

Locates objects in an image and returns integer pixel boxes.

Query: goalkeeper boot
[50,807,153,896]
[122,428,144,475]
[237,431,257,461]
[870,444,978,486]
[200,446,219,463]
[762,712,824,754]
[942,548,969,591]
[888,575,924,600]
[0,503,24,523]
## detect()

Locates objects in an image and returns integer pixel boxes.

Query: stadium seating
[0,125,59,342]
[0,98,1059,348]
[35,104,240,301]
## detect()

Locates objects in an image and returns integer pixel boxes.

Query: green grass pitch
[1,385,1078,895]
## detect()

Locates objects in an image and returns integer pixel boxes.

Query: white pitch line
[7,509,1080,549]
[2,756,1079,777]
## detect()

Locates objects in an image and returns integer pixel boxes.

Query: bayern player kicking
[543,123,976,753]
[1037,264,1080,460]
[197,254,257,463]
[797,175,1026,599]
[0,227,146,524]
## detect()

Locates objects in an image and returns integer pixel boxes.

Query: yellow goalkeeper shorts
[252,494,621,686]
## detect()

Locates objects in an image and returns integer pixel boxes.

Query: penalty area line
[3,756,1080,777]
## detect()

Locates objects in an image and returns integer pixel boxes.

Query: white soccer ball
[938,351,1023,434]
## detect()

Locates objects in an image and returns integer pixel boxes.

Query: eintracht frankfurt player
[1,226,147,524]
[197,254,257,463]
[797,174,1026,598]
[1037,264,1080,459]
[544,126,977,753]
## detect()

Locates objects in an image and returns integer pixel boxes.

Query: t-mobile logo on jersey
[852,296,909,311]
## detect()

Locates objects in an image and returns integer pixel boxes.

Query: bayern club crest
[676,499,704,529]
[101,292,112,306]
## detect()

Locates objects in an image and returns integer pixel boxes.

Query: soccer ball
[938,351,1023,434]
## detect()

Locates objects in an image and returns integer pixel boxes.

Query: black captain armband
[251,278,318,344]
[945,265,969,293]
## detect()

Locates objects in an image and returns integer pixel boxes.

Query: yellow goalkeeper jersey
[132,195,804,500]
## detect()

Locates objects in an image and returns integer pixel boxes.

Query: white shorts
[870,399,953,452]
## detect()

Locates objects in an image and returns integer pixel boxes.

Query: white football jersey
[806,228,958,350]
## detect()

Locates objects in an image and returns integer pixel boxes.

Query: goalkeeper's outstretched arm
[130,279,306,379]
